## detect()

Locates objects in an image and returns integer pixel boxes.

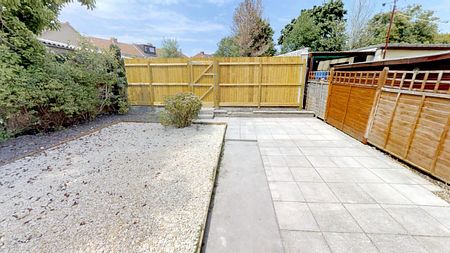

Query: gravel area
[0,106,161,166]
[0,122,225,252]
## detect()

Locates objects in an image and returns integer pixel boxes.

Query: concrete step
[198,114,214,119]
[213,109,314,118]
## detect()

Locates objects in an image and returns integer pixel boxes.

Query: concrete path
[204,140,284,252]
[204,117,450,253]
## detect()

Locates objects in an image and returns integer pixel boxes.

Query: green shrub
[0,19,129,139]
[160,93,202,128]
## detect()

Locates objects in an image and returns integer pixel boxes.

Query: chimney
[111,37,118,44]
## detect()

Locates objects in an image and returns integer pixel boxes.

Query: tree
[347,0,375,49]
[1,0,95,34]
[361,5,439,46]
[214,36,240,57]
[160,38,183,58]
[278,0,347,52]
[231,0,276,56]
[279,10,319,53]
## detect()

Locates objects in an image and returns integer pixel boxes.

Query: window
[144,45,155,54]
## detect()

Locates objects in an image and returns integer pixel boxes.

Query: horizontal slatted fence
[306,71,330,119]
[325,70,381,142]
[124,57,306,107]
[367,69,450,182]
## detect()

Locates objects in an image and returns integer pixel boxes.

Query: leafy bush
[160,93,202,128]
[0,15,129,140]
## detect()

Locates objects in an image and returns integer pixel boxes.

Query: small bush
[160,93,202,128]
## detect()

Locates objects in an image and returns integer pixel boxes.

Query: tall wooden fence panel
[124,57,306,108]
[325,71,381,142]
[305,71,330,119]
[367,70,450,182]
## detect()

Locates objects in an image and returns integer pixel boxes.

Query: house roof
[353,43,450,52]
[192,51,213,58]
[86,37,151,58]
[39,22,82,47]
[334,51,450,71]
[38,38,76,50]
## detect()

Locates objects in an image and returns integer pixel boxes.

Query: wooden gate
[124,57,306,108]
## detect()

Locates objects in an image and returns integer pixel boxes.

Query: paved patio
[205,117,450,253]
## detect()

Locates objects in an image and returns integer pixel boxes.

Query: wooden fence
[124,57,306,108]
[366,69,450,182]
[305,72,329,119]
[324,67,450,182]
[325,70,382,142]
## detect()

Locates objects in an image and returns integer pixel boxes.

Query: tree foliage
[1,0,95,34]
[226,0,275,56]
[279,0,347,52]
[160,38,183,58]
[361,4,439,46]
[0,0,128,140]
[214,36,240,57]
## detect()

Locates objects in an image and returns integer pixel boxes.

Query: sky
[60,0,450,57]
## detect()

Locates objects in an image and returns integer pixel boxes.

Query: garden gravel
[0,122,225,252]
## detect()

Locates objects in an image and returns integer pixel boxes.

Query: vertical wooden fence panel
[125,57,306,107]
[305,71,330,119]
[367,70,450,182]
[324,70,381,142]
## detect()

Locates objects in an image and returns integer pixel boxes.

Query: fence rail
[124,57,306,108]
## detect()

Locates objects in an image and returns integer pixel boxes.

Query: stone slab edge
[193,122,228,253]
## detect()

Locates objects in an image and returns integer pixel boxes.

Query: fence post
[364,67,388,143]
[258,62,262,108]
[147,63,154,105]
[188,61,193,93]
[431,115,450,173]
[213,60,220,108]
[324,68,335,121]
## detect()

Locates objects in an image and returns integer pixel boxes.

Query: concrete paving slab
[323,232,378,253]
[204,141,283,253]
[306,156,338,167]
[308,203,362,232]
[414,236,450,253]
[391,184,449,206]
[269,182,304,202]
[297,182,339,203]
[368,234,428,253]
[382,205,450,236]
[289,167,323,182]
[273,202,319,231]
[266,167,295,182]
[358,183,412,205]
[370,169,431,185]
[281,231,331,253]
[328,183,376,204]
[344,204,407,234]
[421,206,450,230]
